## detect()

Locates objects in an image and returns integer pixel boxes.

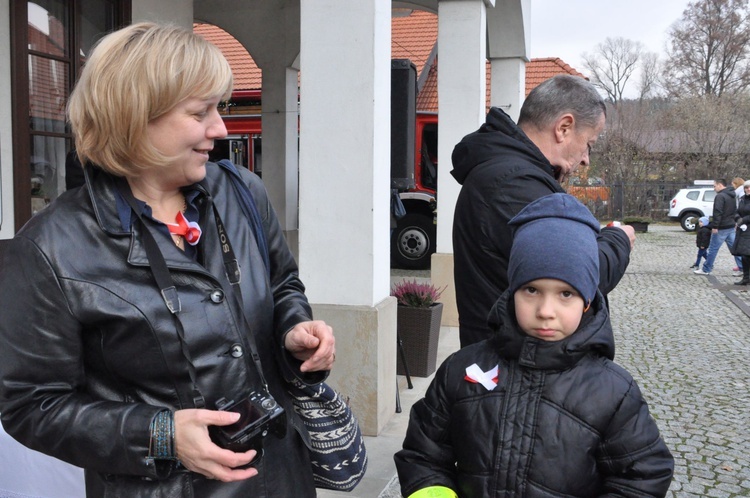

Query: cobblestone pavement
[608,224,750,497]
[377,224,750,497]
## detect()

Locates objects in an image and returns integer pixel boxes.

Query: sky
[529,0,693,79]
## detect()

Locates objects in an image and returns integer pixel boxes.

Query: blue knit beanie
[699,216,709,226]
[508,193,600,308]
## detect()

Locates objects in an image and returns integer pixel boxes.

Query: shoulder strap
[118,178,273,402]
[117,180,205,407]
[216,159,270,277]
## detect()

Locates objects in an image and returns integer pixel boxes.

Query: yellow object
[407,485,458,498]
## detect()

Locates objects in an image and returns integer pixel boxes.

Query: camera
[209,390,287,457]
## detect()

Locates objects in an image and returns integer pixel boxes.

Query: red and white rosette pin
[168,211,202,246]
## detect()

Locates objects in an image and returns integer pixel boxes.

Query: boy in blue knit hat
[691,216,712,269]
[395,193,673,498]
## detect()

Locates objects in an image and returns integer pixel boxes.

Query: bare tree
[594,101,661,183]
[659,95,750,179]
[638,52,662,99]
[663,0,750,97]
[582,38,646,104]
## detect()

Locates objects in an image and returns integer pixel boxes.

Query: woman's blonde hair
[67,22,233,177]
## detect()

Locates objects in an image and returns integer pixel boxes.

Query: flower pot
[625,221,649,233]
[396,302,443,377]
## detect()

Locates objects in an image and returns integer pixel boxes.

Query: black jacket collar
[487,290,615,370]
[450,106,558,185]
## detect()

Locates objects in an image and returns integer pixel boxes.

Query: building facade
[0,0,531,435]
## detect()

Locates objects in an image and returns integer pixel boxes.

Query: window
[420,122,437,190]
[11,0,129,229]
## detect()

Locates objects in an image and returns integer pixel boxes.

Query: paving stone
[374,226,750,497]
[607,225,750,495]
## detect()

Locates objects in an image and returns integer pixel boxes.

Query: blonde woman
[0,23,334,497]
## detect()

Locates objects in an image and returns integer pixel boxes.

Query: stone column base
[431,252,457,327]
[311,296,397,436]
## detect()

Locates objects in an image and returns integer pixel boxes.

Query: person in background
[732,180,750,285]
[691,216,711,269]
[694,178,742,276]
[391,188,406,236]
[732,177,745,208]
[395,193,673,497]
[731,177,746,273]
[451,74,634,348]
[0,22,334,497]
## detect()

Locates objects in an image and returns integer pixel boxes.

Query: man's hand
[617,224,636,250]
[284,320,335,372]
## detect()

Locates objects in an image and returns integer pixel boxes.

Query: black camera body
[209,390,287,455]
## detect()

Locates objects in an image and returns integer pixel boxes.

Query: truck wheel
[680,212,700,232]
[391,212,435,270]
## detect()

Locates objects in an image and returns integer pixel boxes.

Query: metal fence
[568,181,690,222]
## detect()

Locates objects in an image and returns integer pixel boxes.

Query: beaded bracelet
[148,410,176,460]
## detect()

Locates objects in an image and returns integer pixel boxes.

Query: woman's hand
[284,320,336,372]
[174,409,259,482]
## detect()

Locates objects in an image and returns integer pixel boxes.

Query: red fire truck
[392,113,438,269]
[211,90,264,175]
[213,92,439,270]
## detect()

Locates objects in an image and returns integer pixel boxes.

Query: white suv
[668,186,715,231]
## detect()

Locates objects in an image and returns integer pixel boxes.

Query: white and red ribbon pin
[167,211,202,246]
[464,363,499,390]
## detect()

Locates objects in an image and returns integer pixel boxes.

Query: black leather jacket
[450,107,632,347]
[395,292,674,497]
[0,163,324,497]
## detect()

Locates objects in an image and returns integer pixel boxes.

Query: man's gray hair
[518,75,606,131]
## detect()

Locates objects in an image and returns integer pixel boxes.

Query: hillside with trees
[573,0,750,219]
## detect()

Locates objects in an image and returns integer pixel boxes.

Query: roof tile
[193,23,261,89]
[194,12,586,112]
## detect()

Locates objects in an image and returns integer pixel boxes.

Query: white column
[261,65,300,255]
[490,58,525,123]
[486,0,530,122]
[0,0,11,238]
[299,0,395,435]
[131,0,192,27]
[432,0,488,326]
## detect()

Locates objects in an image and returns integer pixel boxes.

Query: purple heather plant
[391,279,444,308]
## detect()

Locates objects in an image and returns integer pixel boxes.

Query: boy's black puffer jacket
[395,292,674,497]
[696,224,712,248]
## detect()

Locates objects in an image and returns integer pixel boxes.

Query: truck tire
[391,212,435,270]
[680,212,701,232]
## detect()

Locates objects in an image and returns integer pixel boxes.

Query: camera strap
[209,202,272,395]
[118,180,270,409]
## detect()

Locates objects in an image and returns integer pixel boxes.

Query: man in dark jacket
[451,74,634,347]
[694,178,741,275]
[395,194,673,497]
